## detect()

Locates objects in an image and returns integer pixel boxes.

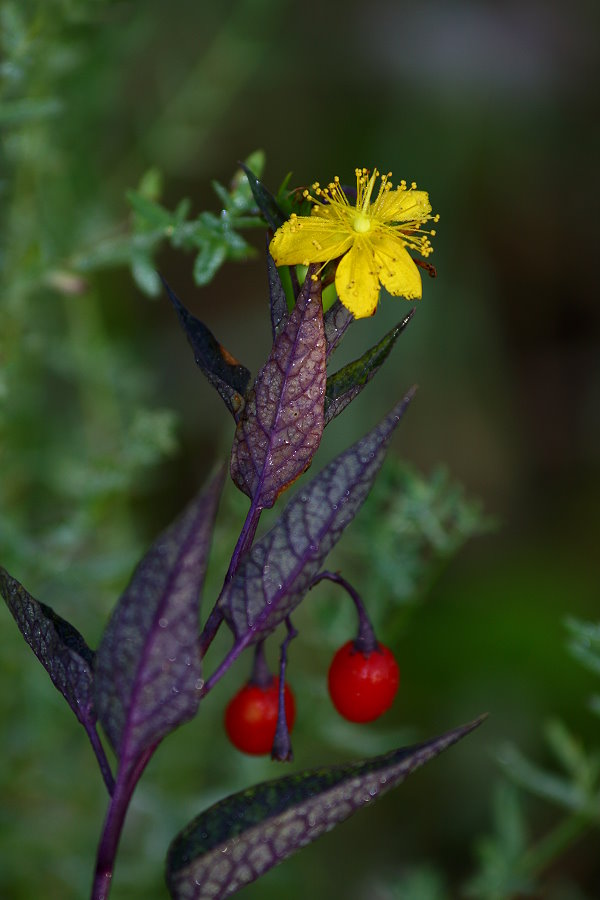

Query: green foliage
[321,459,492,641]
[76,151,267,296]
[465,783,533,900]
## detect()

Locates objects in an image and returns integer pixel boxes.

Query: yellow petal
[372,234,422,300]
[335,241,380,318]
[379,188,431,223]
[269,217,353,266]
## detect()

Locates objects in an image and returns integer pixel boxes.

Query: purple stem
[86,723,115,795]
[249,639,273,688]
[198,498,263,660]
[310,570,378,654]
[199,635,250,698]
[90,745,157,900]
[271,617,297,762]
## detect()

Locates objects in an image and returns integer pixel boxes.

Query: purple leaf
[162,278,251,420]
[1,566,96,726]
[266,249,288,340]
[166,715,486,900]
[220,392,415,644]
[324,310,415,425]
[95,468,224,778]
[230,269,326,509]
[323,298,353,359]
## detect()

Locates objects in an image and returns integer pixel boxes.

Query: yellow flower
[269,167,438,318]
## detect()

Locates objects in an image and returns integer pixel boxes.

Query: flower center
[353,213,371,234]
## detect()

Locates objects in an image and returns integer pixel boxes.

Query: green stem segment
[520,814,590,880]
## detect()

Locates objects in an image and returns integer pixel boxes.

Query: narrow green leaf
[127,190,173,229]
[324,310,414,425]
[166,716,486,900]
[193,241,228,286]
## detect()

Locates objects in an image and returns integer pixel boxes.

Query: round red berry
[224,679,296,755]
[328,641,400,723]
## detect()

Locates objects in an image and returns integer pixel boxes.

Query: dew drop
[195,678,205,690]
[158,617,169,629]
[171,685,179,694]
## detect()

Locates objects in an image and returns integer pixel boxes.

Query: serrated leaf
[230,269,326,508]
[0,566,95,727]
[95,469,224,778]
[221,392,414,643]
[240,164,286,230]
[323,298,353,358]
[324,310,414,425]
[162,278,251,420]
[266,249,288,340]
[166,715,486,900]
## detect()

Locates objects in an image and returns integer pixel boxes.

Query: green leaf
[324,310,414,425]
[166,716,486,900]
[127,190,173,230]
[497,742,599,817]
[131,250,161,296]
[465,782,533,899]
[137,167,164,201]
[193,241,228,286]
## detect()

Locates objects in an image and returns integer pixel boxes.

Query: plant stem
[198,498,262,659]
[224,499,262,583]
[271,617,297,762]
[310,570,378,653]
[520,814,590,879]
[90,746,156,900]
[86,724,115,795]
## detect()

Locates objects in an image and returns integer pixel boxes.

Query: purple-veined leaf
[95,468,224,778]
[240,164,286,231]
[162,278,251,421]
[266,248,288,340]
[166,715,486,900]
[323,298,353,358]
[220,392,414,643]
[324,309,415,425]
[1,566,95,727]
[230,269,326,509]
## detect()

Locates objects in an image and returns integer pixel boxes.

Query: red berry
[224,679,296,755]
[328,641,400,723]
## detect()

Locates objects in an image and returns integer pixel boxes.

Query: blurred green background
[1,0,599,897]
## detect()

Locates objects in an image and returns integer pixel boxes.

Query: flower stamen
[270,166,438,318]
